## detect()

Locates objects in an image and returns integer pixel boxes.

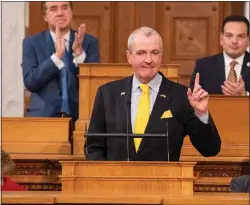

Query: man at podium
[85,27,221,161]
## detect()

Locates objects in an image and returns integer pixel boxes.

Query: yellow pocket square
[161,110,173,119]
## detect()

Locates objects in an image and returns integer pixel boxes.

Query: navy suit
[190,52,250,94]
[22,29,100,122]
[85,73,221,161]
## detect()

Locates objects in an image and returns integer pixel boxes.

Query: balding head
[127,27,163,52]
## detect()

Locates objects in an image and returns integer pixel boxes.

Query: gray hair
[127,27,163,51]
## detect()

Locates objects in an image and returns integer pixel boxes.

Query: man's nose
[144,53,152,63]
[232,36,238,43]
[56,8,63,15]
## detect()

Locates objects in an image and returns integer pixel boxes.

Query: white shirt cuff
[195,111,209,124]
[73,51,86,66]
[51,54,64,70]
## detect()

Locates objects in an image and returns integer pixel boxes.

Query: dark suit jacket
[85,73,221,161]
[22,29,100,122]
[190,52,250,94]
[230,175,250,193]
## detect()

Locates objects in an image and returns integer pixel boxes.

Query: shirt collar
[50,30,70,44]
[132,73,162,93]
[223,52,245,67]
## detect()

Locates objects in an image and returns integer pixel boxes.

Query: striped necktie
[227,60,237,83]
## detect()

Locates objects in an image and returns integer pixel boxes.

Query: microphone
[126,99,131,161]
[165,121,170,161]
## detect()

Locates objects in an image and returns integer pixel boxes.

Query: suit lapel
[241,51,250,81]
[116,76,135,155]
[44,30,61,89]
[44,30,55,57]
[216,53,226,84]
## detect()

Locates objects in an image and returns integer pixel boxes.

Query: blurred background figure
[1,150,27,191]
[230,175,250,193]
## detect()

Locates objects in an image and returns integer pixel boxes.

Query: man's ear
[126,50,132,64]
[219,33,223,46]
[43,15,48,23]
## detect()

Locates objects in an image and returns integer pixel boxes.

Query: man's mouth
[230,46,239,50]
[56,19,65,23]
[142,66,154,68]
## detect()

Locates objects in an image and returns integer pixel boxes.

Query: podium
[60,161,196,196]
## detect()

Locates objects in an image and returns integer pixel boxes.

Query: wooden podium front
[74,63,179,155]
[180,96,249,192]
[60,161,196,197]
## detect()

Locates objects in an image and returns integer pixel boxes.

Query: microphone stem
[166,122,169,161]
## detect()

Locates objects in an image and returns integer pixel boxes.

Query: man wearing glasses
[190,15,250,95]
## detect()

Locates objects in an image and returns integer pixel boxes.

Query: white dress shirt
[131,73,209,132]
[223,52,245,82]
[50,30,86,70]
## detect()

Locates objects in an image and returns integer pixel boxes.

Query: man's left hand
[187,73,209,116]
[72,24,85,57]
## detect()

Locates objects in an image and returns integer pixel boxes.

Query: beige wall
[2,2,26,117]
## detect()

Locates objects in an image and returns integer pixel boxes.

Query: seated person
[1,150,27,191]
[22,1,100,122]
[230,175,250,193]
[84,26,221,161]
[190,15,250,95]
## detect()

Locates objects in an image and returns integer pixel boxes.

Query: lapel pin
[120,92,126,96]
[160,94,166,98]
[247,62,250,67]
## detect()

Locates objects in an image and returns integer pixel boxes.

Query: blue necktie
[60,48,71,115]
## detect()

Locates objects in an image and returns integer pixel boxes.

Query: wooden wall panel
[28,2,243,87]
[161,2,221,85]
[70,2,113,63]
[29,2,47,35]
[113,2,136,63]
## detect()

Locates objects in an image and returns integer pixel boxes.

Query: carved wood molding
[11,160,248,192]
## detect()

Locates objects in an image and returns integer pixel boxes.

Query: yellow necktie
[134,84,150,152]
[227,60,237,83]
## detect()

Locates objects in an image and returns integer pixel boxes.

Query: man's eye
[152,51,160,55]
[238,35,245,39]
[62,5,69,10]
[50,7,57,11]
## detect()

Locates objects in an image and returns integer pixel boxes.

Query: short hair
[41,1,73,15]
[1,150,15,176]
[222,15,250,35]
[127,27,163,51]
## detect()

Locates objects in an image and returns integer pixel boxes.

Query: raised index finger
[194,73,200,88]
